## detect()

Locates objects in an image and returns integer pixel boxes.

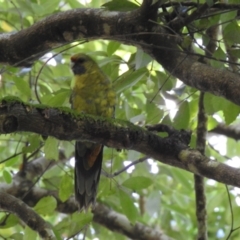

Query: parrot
[70,53,116,210]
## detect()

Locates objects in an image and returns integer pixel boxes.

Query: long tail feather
[74,141,103,210]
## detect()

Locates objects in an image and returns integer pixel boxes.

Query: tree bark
[1,99,240,188]
[0,1,240,106]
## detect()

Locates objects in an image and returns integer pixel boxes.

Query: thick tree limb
[1,1,239,239]
[93,203,173,240]
[0,179,77,214]
[1,100,240,188]
[0,147,171,240]
[0,1,240,107]
[0,192,55,239]
[0,170,172,240]
[0,99,190,159]
[211,123,240,141]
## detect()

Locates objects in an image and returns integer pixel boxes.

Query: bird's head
[70,53,97,75]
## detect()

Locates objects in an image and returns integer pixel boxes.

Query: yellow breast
[71,70,115,117]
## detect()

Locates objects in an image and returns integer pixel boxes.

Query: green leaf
[3,169,12,184]
[206,0,214,7]
[98,55,120,67]
[59,174,73,202]
[135,49,152,69]
[67,0,85,8]
[102,0,139,11]
[24,226,38,240]
[5,154,20,167]
[118,189,138,222]
[207,116,218,131]
[34,196,57,215]
[188,98,198,120]
[12,76,31,99]
[173,101,190,129]
[44,137,58,160]
[203,93,215,114]
[122,176,153,190]
[0,214,19,229]
[71,211,93,227]
[63,212,93,237]
[145,102,163,124]
[223,21,240,45]
[123,100,142,120]
[36,0,60,16]
[210,46,226,69]
[182,36,192,49]
[208,95,225,114]
[228,49,240,59]
[107,41,121,56]
[207,190,225,213]
[154,71,173,91]
[45,89,70,107]
[171,168,192,189]
[114,67,147,94]
[208,95,240,124]
[222,101,240,125]
[221,11,238,31]
[52,226,62,240]
[197,18,211,30]
[22,135,41,153]
[16,2,35,15]
[9,233,23,240]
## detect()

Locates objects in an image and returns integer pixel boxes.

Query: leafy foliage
[0,0,240,240]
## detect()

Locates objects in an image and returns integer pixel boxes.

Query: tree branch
[210,123,240,141]
[169,0,217,30]
[0,7,143,66]
[162,2,240,10]
[0,192,54,239]
[0,166,172,240]
[18,150,67,180]
[93,203,173,240]
[194,93,207,240]
[0,4,239,108]
[1,100,240,188]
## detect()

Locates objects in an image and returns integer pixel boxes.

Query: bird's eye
[77,58,85,64]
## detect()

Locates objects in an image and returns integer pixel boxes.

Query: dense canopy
[0,0,240,239]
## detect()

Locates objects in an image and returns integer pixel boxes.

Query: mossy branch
[0,98,240,188]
